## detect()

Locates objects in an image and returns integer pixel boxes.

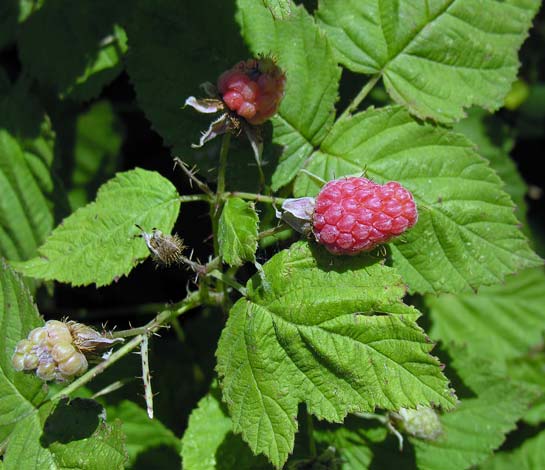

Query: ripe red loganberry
[312,177,418,255]
[217,57,286,125]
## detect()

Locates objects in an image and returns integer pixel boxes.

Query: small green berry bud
[392,406,443,441]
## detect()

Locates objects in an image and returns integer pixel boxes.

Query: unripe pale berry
[45,320,73,346]
[15,339,33,355]
[58,352,88,377]
[36,361,57,381]
[23,353,39,370]
[51,342,77,363]
[12,353,26,371]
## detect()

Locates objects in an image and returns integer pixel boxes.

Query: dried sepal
[136,225,186,267]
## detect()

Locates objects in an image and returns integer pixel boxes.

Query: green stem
[216,133,231,206]
[338,74,381,121]
[226,191,286,205]
[258,224,291,240]
[48,293,202,402]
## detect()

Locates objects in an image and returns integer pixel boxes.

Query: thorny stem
[338,74,381,121]
[141,335,154,419]
[226,191,286,205]
[48,292,202,402]
[211,133,232,312]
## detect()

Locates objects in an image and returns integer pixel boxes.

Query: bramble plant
[1,1,545,469]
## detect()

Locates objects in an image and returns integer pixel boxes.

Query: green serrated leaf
[0,80,60,263]
[0,0,41,49]
[263,0,292,20]
[0,260,46,441]
[236,1,341,190]
[411,351,540,470]
[481,429,545,470]
[507,353,545,425]
[219,198,259,267]
[316,0,540,122]
[3,398,128,470]
[105,400,180,464]
[67,100,124,210]
[294,105,541,294]
[216,241,455,467]
[428,268,545,362]
[18,0,128,101]
[14,168,181,287]
[454,108,528,226]
[181,387,269,469]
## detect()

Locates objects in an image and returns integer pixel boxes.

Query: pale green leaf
[507,353,545,425]
[219,198,259,267]
[428,268,545,362]
[67,101,124,210]
[454,108,528,225]
[0,80,59,262]
[14,168,181,287]
[0,260,46,441]
[18,0,128,101]
[481,429,545,470]
[3,399,127,470]
[106,400,180,464]
[263,0,292,20]
[236,1,341,190]
[411,351,540,470]
[294,106,541,294]
[216,241,455,467]
[181,387,269,469]
[317,0,540,122]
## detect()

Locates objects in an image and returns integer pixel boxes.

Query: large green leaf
[262,0,292,20]
[0,0,40,49]
[0,260,46,441]
[316,0,540,122]
[294,106,541,294]
[18,0,128,101]
[0,80,59,262]
[411,351,540,470]
[181,387,269,469]
[454,108,528,225]
[15,168,181,287]
[428,268,545,362]
[218,198,259,267]
[216,241,455,467]
[481,429,545,470]
[3,399,128,470]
